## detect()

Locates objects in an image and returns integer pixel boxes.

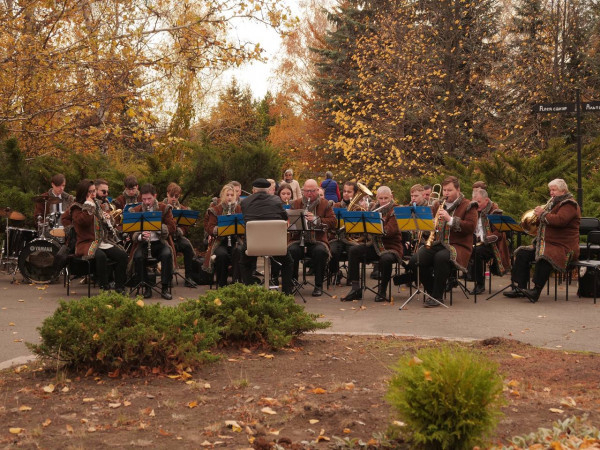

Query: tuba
[347,182,373,211]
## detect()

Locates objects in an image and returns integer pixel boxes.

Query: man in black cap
[239,178,294,295]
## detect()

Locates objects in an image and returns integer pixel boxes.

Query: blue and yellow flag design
[122,211,162,233]
[217,213,245,237]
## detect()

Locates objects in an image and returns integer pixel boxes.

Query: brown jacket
[67,202,96,257]
[433,196,478,272]
[479,201,512,276]
[374,203,403,261]
[288,197,337,252]
[527,196,580,270]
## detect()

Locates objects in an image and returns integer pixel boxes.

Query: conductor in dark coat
[240,178,294,295]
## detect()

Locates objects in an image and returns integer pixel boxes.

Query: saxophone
[425,198,447,248]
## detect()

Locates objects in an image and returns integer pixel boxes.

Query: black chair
[579,217,600,260]
[569,230,600,303]
[64,255,94,297]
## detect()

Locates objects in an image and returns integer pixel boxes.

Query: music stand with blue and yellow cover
[172,209,200,228]
[217,213,245,237]
[333,207,347,231]
[123,202,141,213]
[342,210,384,236]
[394,205,434,233]
[122,211,162,233]
[487,214,523,233]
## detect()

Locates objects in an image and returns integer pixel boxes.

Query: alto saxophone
[425,198,447,248]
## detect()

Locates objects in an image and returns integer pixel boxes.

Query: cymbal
[0,208,26,221]
[33,195,61,205]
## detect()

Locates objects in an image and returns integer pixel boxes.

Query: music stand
[122,211,163,297]
[343,210,385,301]
[395,206,448,310]
[172,209,200,287]
[485,214,524,301]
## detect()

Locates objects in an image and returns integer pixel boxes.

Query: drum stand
[1,216,19,282]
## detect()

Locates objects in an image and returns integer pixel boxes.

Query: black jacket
[241,192,287,222]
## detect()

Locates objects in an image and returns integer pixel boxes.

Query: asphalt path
[1,270,599,369]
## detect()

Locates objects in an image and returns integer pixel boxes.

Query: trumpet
[425,197,447,248]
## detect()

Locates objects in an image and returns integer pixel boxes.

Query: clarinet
[226,202,233,247]
[301,198,311,247]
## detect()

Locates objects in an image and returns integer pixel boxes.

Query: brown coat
[531,197,580,270]
[288,197,337,251]
[375,203,403,261]
[68,202,97,257]
[203,202,242,272]
[440,196,478,272]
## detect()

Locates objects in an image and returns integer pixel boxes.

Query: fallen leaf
[424,370,432,381]
[9,427,23,434]
[200,441,213,447]
[392,420,406,427]
[316,435,330,442]
[224,420,242,432]
[311,388,327,395]
[136,299,144,307]
[344,382,355,390]
[343,428,351,434]
[14,365,27,373]
[203,383,211,389]
[560,397,576,408]
[82,398,95,403]
[9,322,15,326]
[214,298,222,306]
[510,353,524,359]
[124,401,131,407]
[18,405,32,411]
[242,348,251,354]
[66,424,74,433]
[268,429,280,435]
[42,384,55,393]
[87,426,97,432]
[507,380,520,388]
[187,401,198,409]
[42,419,51,427]
[510,390,520,397]
[108,402,121,409]
[543,387,551,392]
[549,408,564,414]
[61,386,69,393]
[261,407,277,415]
[159,428,171,436]
[18,299,24,302]
[408,356,423,366]
[262,354,274,359]
[309,419,319,424]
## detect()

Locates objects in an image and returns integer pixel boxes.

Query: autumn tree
[0,0,290,157]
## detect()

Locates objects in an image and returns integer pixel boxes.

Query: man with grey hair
[281,169,302,200]
[504,178,580,303]
[342,186,403,302]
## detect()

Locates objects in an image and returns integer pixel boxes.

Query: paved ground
[1,270,599,369]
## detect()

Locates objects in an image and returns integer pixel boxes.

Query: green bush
[386,345,504,450]
[181,284,331,348]
[27,292,220,372]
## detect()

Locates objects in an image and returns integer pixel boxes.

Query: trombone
[428,184,442,206]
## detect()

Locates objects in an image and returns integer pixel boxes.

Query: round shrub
[28,292,221,372]
[181,284,331,348]
[386,345,504,450]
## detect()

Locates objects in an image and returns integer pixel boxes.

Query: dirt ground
[1,334,599,449]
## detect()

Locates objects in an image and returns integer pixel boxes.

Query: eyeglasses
[88,189,97,194]
[303,189,318,193]
[99,190,108,194]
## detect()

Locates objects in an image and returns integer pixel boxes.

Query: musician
[328,181,358,284]
[230,181,243,203]
[130,184,176,300]
[164,182,196,288]
[407,176,478,307]
[112,175,141,210]
[503,178,580,303]
[277,183,293,205]
[422,184,433,204]
[202,183,242,288]
[288,179,336,297]
[240,178,294,294]
[267,179,277,195]
[407,184,431,252]
[468,188,511,295]
[95,179,111,206]
[63,179,127,293]
[341,186,403,302]
[281,169,302,200]
[34,173,74,227]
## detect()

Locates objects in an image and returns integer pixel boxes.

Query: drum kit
[0,196,64,283]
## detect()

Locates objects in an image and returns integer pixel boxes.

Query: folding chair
[245,220,288,291]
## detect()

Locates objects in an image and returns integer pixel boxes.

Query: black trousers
[329,239,350,274]
[173,236,194,279]
[213,244,241,287]
[288,242,328,288]
[239,244,294,295]
[511,247,553,289]
[94,246,128,289]
[347,243,395,291]
[469,244,494,287]
[134,240,173,287]
[408,244,452,300]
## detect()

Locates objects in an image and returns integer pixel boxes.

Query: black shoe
[306,268,315,276]
[374,294,389,302]
[370,271,380,280]
[270,278,279,286]
[445,278,458,292]
[345,279,352,286]
[341,289,362,301]
[335,270,343,285]
[143,287,152,299]
[311,287,323,297]
[161,286,172,300]
[503,287,525,298]
[184,280,197,288]
[522,287,541,303]
[469,285,486,295]
[115,287,126,295]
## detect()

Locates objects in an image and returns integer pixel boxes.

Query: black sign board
[531,102,576,114]
[582,101,600,112]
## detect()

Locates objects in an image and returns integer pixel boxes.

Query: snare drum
[18,237,61,283]
[2,227,37,259]
[49,226,66,243]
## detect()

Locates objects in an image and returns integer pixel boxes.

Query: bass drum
[18,238,61,283]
